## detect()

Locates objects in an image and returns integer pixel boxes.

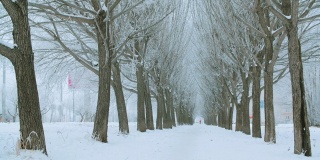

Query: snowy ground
[0,122,319,160]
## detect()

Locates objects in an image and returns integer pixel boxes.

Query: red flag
[68,72,73,88]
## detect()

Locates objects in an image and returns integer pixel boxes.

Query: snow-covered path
[1,123,319,160]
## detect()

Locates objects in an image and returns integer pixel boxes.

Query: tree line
[0,0,195,155]
[1,0,319,158]
[194,0,320,157]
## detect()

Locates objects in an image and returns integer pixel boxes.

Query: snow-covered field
[0,122,319,160]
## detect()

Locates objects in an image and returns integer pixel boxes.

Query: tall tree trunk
[15,59,47,153]
[288,35,312,154]
[144,74,154,130]
[136,66,147,132]
[112,62,129,134]
[225,107,229,129]
[0,0,47,154]
[222,86,230,129]
[235,104,243,131]
[162,89,169,128]
[164,88,173,129]
[212,112,218,126]
[282,1,312,156]
[136,64,147,132]
[252,52,263,138]
[92,9,111,143]
[264,39,276,143]
[168,90,176,127]
[218,110,223,127]
[156,86,164,129]
[241,69,251,135]
[171,106,176,127]
[135,40,147,132]
[185,108,188,124]
[228,104,234,130]
[231,71,237,130]
[176,102,182,125]
[256,0,286,143]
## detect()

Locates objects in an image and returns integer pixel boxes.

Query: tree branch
[109,0,121,12]
[112,9,175,63]
[272,26,285,37]
[111,0,145,21]
[265,1,290,25]
[221,76,238,106]
[0,41,17,61]
[270,31,287,68]
[30,19,99,75]
[271,0,282,10]
[29,3,95,24]
[122,85,138,94]
[53,0,96,15]
[234,14,266,38]
[1,0,19,20]
[299,14,320,23]
[299,0,316,19]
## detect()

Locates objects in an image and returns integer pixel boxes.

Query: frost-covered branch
[30,18,99,75]
[29,3,95,24]
[234,15,266,38]
[265,1,289,25]
[299,14,320,23]
[299,0,316,19]
[111,0,145,21]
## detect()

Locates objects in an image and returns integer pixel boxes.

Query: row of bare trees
[194,0,320,157]
[0,0,196,155]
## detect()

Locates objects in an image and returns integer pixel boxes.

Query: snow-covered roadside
[0,122,319,160]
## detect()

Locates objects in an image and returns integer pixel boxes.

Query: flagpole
[73,87,75,122]
[2,57,6,122]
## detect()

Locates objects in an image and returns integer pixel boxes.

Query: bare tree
[30,0,177,134]
[29,0,144,139]
[0,0,47,155]
[264,0,320,156]
[254,0,286,143]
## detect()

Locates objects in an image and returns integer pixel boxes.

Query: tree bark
[144,74,154,130]
[164,88,173,129]
[235,104,243,132]
[170,106,176,127]
[252,52,264,138]
[255,0,276,143]
[176,102,182,125]
[156,86,164,129]
[168,90,176,127]
[212,112,218,126]
[0,0,47,154]
[92,8,111,143]
[228,105,234,130]
[264,42,276,143]
[15,57,47,153]
[112,62,129,134]
[288,30,312,155]
[218,110,223,127]
[135,40,147,132]
[240,68,251,135]
[223,86,231,130]
[282,1,312,156]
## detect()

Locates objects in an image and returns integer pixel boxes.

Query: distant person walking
[199,119,201,124]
